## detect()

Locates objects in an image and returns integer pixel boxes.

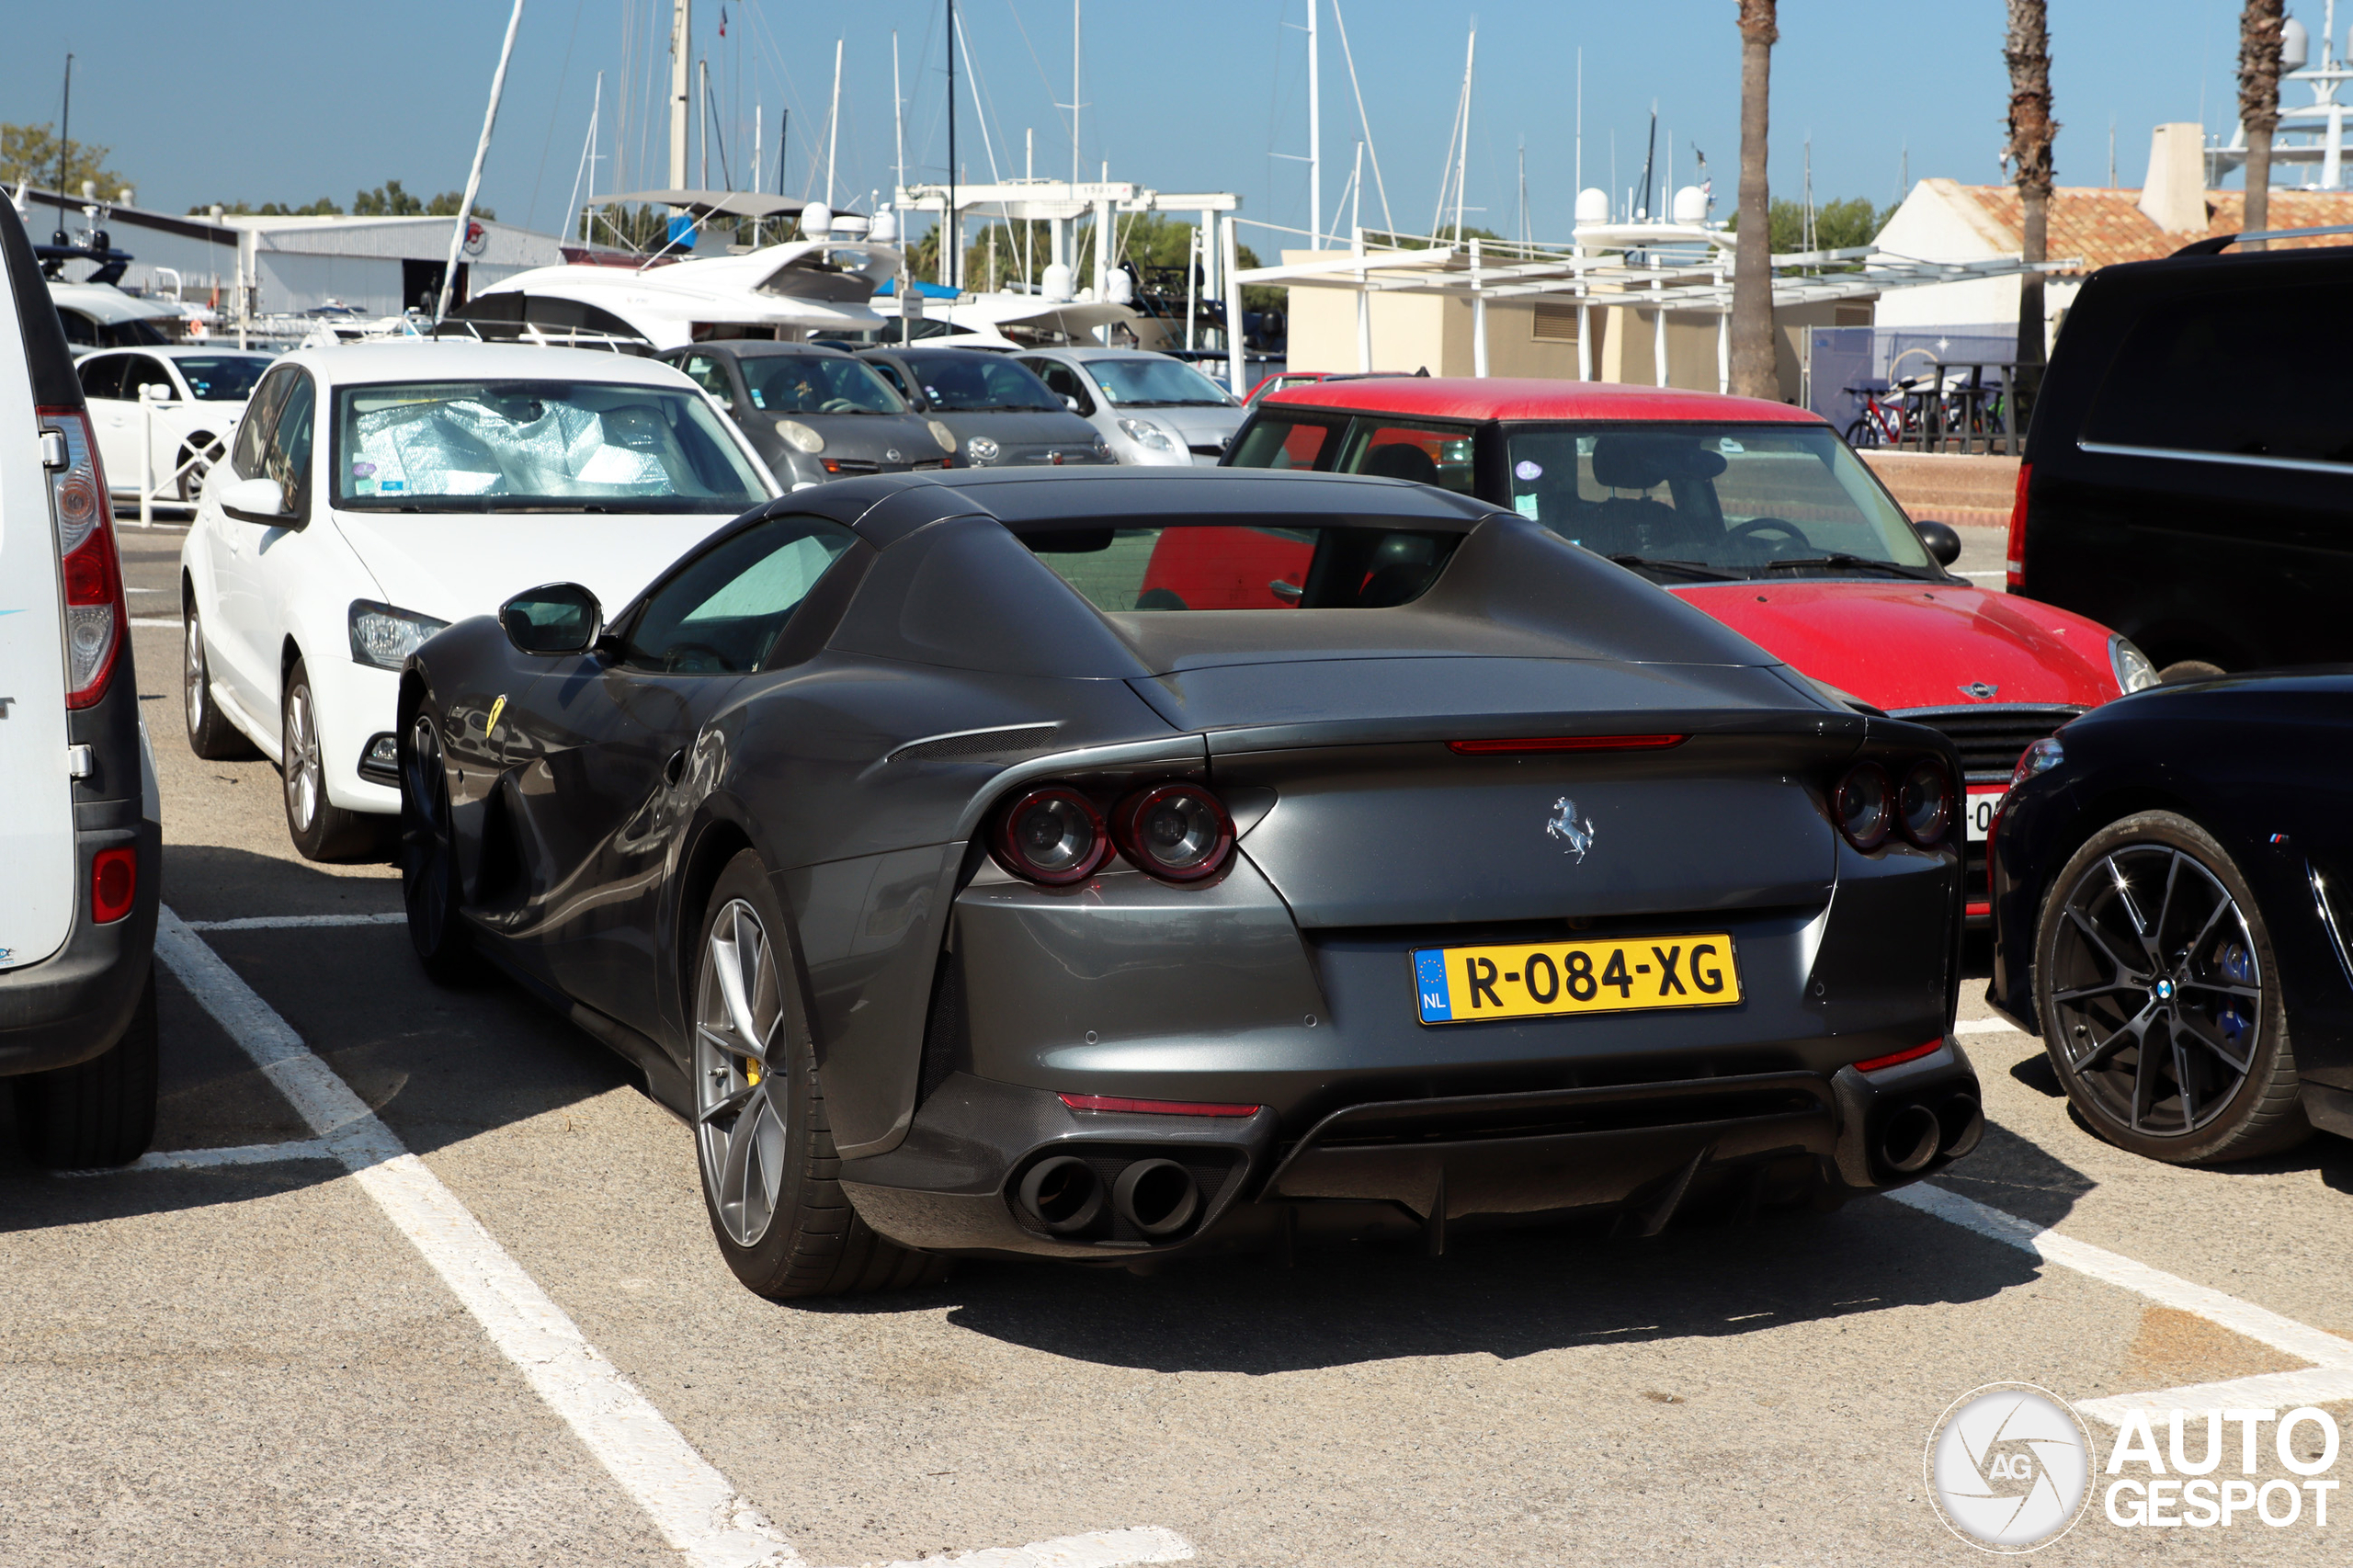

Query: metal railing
[125,386,230,528]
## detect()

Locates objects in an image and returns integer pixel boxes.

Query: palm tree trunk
[2241,0,2285,246]
[1729,0,1779,400]
[2005,0,2057,419]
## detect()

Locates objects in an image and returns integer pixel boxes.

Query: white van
[0,199,160,1167]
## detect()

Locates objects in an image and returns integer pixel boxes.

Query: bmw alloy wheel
[695,899,790,1248]
[2045,844,2263,1137]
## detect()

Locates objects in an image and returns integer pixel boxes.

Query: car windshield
[332,380,769,512]
[897,355,1058,412]
[1024,523,1461,610]
[176,356,273,402]
[1085,357,1233,408]
[1501,425,1934,579]
[740,354,904,415]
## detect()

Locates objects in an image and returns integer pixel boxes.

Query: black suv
[2009,234,2353,679]
[0,197,161,1167]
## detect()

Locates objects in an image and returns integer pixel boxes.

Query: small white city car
[178,341,777,858]
[77,344,277,506]
[1013,347,1245,466]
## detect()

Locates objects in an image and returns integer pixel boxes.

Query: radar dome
[1041,262,1075,302]
[1670,185,1709,223]
[799,203,833,239]
[869,208,898,244]
[2284,15,2310,70]
[1574,187,1610,223]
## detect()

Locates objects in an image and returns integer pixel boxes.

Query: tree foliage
[1724,197,1892,253]
[0,123,130,201]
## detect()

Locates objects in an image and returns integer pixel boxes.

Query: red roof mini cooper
[1224,377,2158,918]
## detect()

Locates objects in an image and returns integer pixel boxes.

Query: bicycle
[1843,384,1909,448]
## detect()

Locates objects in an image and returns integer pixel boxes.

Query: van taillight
[2005,461,2031,592]
[39,409,123,709]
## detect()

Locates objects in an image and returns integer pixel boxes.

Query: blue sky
[4,1,2263,244]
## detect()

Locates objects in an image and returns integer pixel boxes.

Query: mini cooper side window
[621,517,858,674]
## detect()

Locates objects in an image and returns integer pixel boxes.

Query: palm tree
[2005,0,2057,403]
[1728,0,1778,400]
[2240,0,2286,245]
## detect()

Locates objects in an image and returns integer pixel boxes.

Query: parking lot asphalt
[8,516,2349,1566]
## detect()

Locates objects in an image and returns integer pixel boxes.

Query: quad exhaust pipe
[1015,1154,1203,1239]
[1878,1103,1942,1175]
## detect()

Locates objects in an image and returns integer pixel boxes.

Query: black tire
[690,851,950,1299]
[175,435,219,503]
[1843,416,1881,449]
[281,656,389,862]
[183,601,258,760]
[2034,811,2308,1165]
[15,971,159,1168]
[399,710,481,984]
[2160,659,2228,685]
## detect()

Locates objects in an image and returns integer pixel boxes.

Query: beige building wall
[1279,249,1865,403]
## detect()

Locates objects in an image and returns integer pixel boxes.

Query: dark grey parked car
[394,468,1978,1300]
[0,194,161,1167]
[858,347,1112,470]
[660,341,954,489]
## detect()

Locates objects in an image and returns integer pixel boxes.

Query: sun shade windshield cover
[1024,521,1463,611]
[333,379,769,512]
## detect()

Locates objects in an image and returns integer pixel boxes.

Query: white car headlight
[966,436,1001,465]
[349,600,450,671]
[775,418,824,454]
[2109,636,2160,694]
[926,419,958,453]
[1117,416,1181,455]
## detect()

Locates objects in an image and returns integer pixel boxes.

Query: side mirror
[500,583,603,655]
[1061,394,1083,415]
[140,382,178,404]
[218,475,292,524]
[1915,518,1963,568]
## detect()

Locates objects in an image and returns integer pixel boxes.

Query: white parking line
[184,913,407,931]
[152,907,1190,1568]
[1891,1182,2353,1423]
[59,1138,332,1174]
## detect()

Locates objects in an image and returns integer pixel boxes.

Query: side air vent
[886,724,1062,765]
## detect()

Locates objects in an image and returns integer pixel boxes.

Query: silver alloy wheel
[2047,845,2263,1136]
[694,898,790,1247]
[284,680,322,832]
[183,614,208,735]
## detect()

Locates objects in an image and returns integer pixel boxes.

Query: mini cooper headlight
[1896,759,1953,846]
[926,419,958,453]
[2110,635,2160,694]
[1116,417,1181,456]
[1113,783,1235,881]
[993,786,1109,883]
[775,419,824,454]
[1834,763,1893,851]
[349,600,449,670]
[966,435,1001,465]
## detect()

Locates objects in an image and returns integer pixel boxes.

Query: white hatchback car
[1012,347,1245,466]
[76,345,276,506]
[179,341,777,859]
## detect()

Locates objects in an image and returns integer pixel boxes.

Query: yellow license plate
[1412,934,1742,1024]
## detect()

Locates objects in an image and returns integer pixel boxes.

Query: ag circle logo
[1926,1383,2092,1551]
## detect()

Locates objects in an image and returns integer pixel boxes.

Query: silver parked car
[1016,347,1244,466]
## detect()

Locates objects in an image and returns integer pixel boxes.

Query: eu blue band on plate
[1414,949,1452,1023]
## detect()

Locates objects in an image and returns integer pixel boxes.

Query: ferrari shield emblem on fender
[1545,797,1596,861]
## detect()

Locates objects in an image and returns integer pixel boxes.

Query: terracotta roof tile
[1940,184,2353,271]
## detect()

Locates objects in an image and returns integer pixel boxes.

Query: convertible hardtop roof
[1262,375,1822,426]
[763,465,1504,548]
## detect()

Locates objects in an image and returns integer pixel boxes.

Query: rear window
[2082,284,2353,466]
[1023,523,1460,610]
[1229,411,1480,494]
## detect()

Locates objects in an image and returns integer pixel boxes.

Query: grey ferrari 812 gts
[394,468,1982,1297]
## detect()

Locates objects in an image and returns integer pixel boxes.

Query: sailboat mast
[825,38,843,207]
[436,0,527,319]
[1307,0,1321,249]
[1453,27,1474,243]
[892,31,906,197]
[947,0,959,289]
[1070,1,1082,187]
[669,0,690,192]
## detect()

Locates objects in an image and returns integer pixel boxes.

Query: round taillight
[1835,763,1893,851]
[1898,759,1953,846]
[993,786,1109,884]
[1113,783,1234,881]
